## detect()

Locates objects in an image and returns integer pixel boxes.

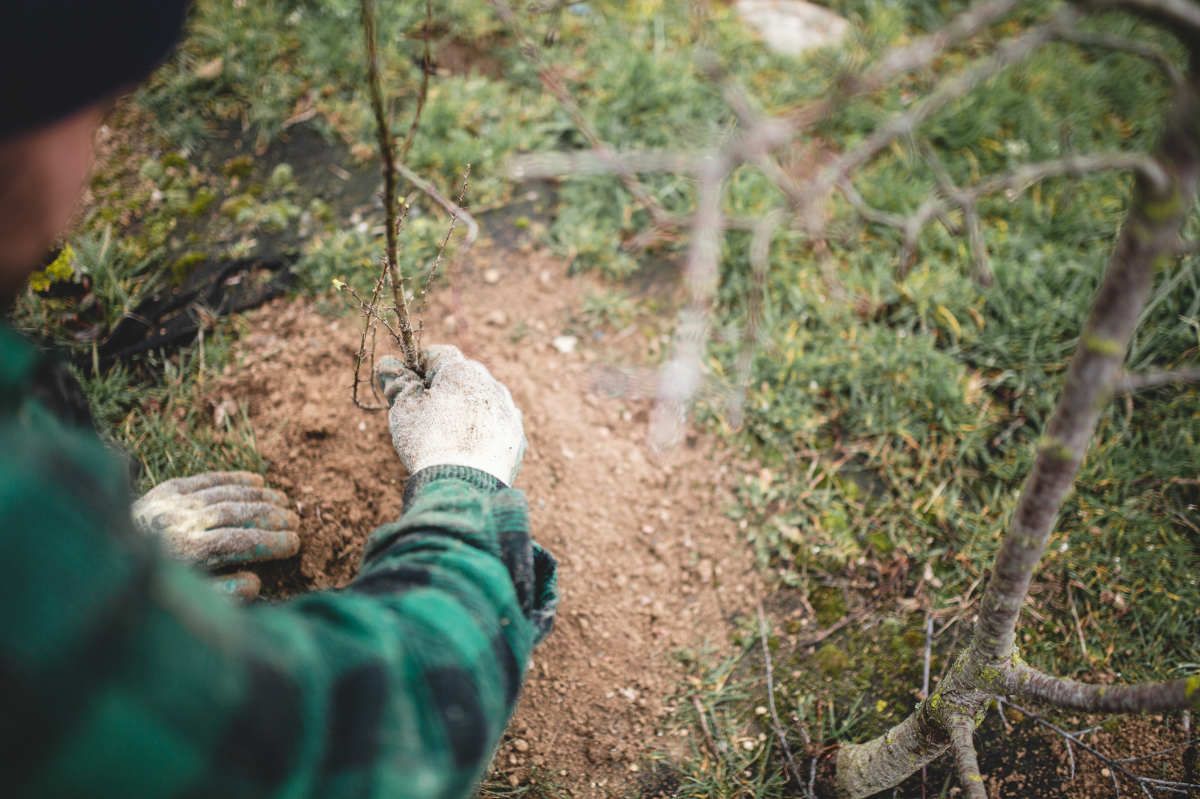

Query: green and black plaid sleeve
[0,324,557,799]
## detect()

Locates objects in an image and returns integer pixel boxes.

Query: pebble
[483,268,501,284]
[513,738,530,753]
[552,335,578,354]
[735,0,849,56]
[484,309,509,327]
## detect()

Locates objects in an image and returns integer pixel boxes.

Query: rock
[552,334,578,354]
[735,1,849,57]
[485,309,509,327]
[212,395,239,427]
[194,56,224,81]
[483,268,502,284]
[513,738,530,753]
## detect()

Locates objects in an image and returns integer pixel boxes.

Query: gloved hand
[375,345,526,484]
[132,471,301,599]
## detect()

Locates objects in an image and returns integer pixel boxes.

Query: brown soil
[217,243,761,796]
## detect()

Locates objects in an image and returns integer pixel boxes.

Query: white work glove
[132,471,301,598]
[375,345,526,484]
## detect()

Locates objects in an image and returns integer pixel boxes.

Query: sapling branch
[948,717,987,799]
[1004,665,1200,713]
[970,107,1199,668]
[1114,366,1200,392]
[397,0,434,163]
[360,0,421,372]
[351,260,394,411]
[395,160,479,248]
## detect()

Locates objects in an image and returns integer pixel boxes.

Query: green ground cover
[9,0,1197,794]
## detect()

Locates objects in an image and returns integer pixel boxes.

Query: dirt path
[219,242,760,796]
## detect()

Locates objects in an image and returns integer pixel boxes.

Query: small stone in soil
[485,309,509,326]
[483,268,501,284]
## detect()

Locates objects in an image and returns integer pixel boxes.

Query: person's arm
[0,345,555,799]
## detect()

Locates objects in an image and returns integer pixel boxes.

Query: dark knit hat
[0,1,190,140]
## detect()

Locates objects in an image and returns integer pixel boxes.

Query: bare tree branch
[970,152,1169,197]
[970,74,1200,664]
[649,156,728,449]
[1055,27,1185,88]
[509,149,708,179]
[865,149,1163,279]
[838,178,908,230]
[1097,0,1200,36]
[1006,664,1200,713]
[394,160,480,248]
[1115,366,1200,392]
[923,142,994,285]
[804,9,1078,230]
[948,716,988,799]
[729,209,783,428]
[487,0,672,227]
[893,150,1161,276]
[785,0,1026,129]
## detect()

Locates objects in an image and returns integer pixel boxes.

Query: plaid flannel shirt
[0,323,557,798]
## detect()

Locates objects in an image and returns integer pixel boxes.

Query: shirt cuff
[402,464,507,506]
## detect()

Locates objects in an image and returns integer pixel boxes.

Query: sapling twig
[397,0,434,163]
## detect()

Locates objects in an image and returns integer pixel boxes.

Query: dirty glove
[375,345,526,484]
[132,471,301,598]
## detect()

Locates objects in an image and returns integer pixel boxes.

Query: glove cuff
[402,464,507,506]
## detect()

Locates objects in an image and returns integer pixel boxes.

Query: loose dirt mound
[219,244,760,796]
